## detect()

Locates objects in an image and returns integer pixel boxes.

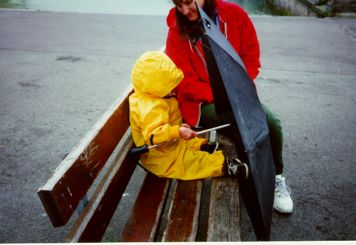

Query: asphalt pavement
[0,9,355,242]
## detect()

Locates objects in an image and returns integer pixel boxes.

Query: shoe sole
[273,206,293,214]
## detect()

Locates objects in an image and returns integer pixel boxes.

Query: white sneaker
[273,175,293,213]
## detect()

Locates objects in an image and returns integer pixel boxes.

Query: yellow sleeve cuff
[168,125,181,140]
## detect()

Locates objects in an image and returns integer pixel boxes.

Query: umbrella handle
[129,144,149,155]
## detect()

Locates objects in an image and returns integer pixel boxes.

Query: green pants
[199,103,284,175]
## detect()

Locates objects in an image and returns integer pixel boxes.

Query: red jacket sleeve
[238,9,261,81]
[166,28,214,104]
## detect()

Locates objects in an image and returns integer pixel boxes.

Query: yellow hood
[131,51,184,98]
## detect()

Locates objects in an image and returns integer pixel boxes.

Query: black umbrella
[196,5,276,240]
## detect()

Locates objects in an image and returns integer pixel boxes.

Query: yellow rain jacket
[129,51,225,180]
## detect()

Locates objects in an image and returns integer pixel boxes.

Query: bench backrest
[38,86,136,240]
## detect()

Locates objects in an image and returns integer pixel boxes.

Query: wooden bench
[37,86,242,242]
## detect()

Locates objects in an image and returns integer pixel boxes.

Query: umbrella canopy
[196,5,276,240]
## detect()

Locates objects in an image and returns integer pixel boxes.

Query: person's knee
[271,116,282,133]
[265,108,283,134]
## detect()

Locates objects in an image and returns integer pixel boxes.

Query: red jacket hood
[166,7,176,28]
[166,0,236,28]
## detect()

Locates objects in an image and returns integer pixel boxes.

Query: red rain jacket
[166,0,261,127]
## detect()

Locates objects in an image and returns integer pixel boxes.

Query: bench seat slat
[121,173,171,242]
[65,130,137,242]
[207,177,241,241]
[162,180,203,242]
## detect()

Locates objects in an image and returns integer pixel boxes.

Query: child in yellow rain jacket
[129,51,247,180]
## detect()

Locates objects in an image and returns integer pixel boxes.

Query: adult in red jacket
[165,0,293,214]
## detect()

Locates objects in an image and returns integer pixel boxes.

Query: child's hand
[181,123,191,129]
[179,124,197,140]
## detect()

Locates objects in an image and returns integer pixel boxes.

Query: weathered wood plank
[121,173,171,242]
[37,87,133,227]
[65,129,137,242]
[207,177,241,241]
[162,180,203,242]
[207,133,241,241]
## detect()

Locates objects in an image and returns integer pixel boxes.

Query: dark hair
[173,0,217,38]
